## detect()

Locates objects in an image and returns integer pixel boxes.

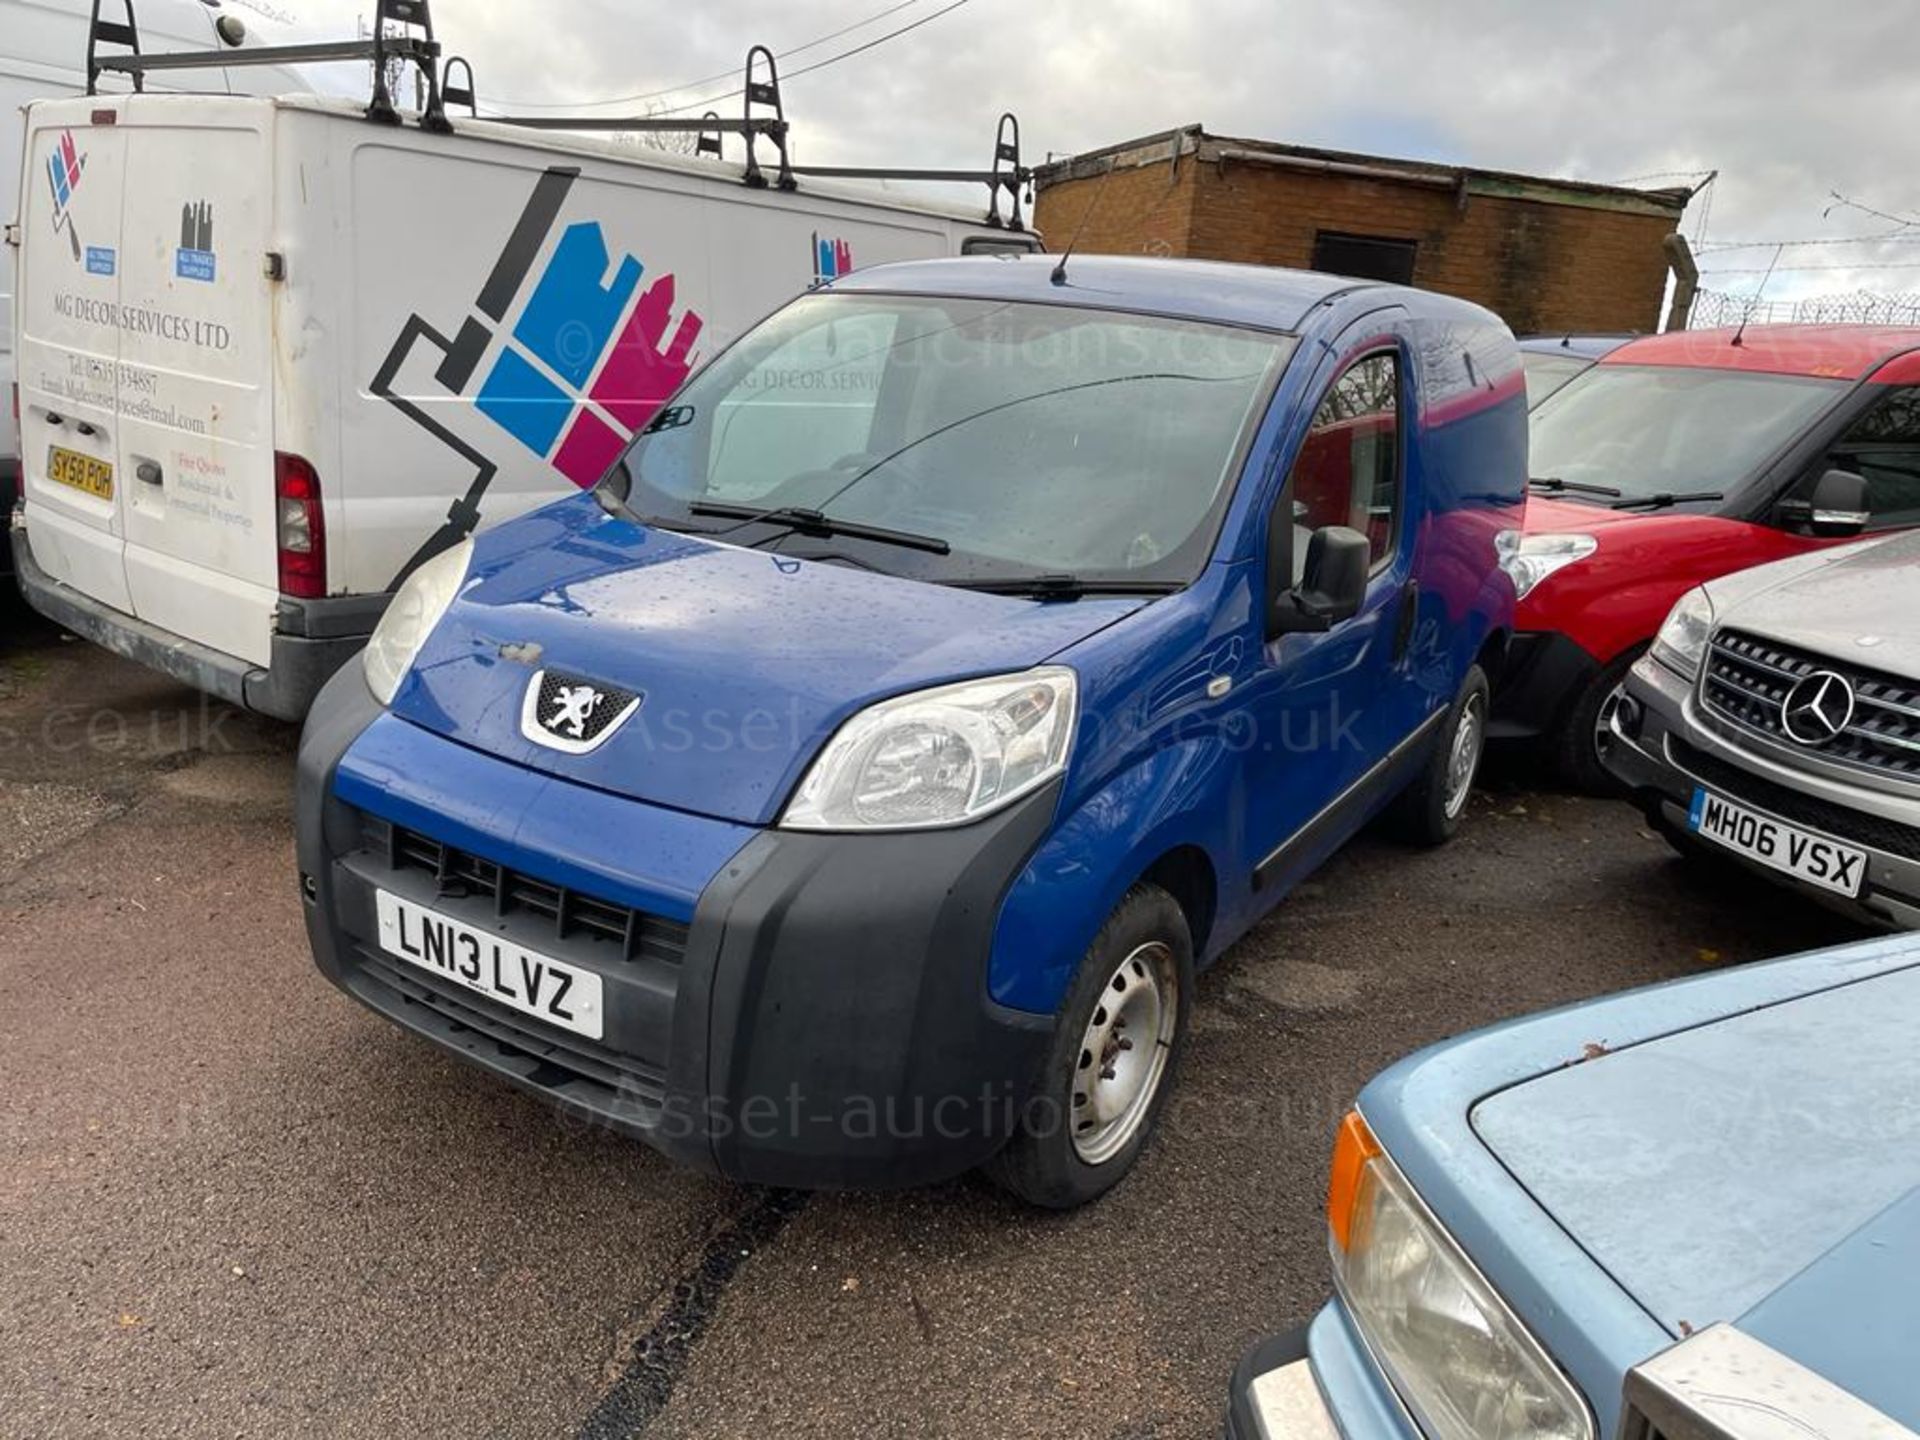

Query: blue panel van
[294,254,1526,1206]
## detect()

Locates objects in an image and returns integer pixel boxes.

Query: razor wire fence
[1688,287,1920,329]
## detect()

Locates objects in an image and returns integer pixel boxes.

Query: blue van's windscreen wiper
[686,502,952,555]
[949,575,1184,600]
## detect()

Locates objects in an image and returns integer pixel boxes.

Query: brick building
[1032,127,1695,335]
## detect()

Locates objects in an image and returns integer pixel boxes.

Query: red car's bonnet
[1517,496,1847,666]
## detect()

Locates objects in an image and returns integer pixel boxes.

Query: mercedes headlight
[363,540,473,706]
[1496,531,1598,600]
[1329,1112,1593,1440]
[1650,586,1714,679]
[782,667,1077,831]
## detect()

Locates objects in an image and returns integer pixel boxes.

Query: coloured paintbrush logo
[812,232,855,285]
[369,166,706,584]
[472,212,704,489]
[44,131,86,263]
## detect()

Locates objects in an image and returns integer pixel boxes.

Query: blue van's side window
[1286,350,1403,580]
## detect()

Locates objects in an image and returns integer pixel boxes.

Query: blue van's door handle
[1393,581,1419,661]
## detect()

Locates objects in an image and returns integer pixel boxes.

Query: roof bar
[481,45,796,190]
[789,166,1013,181]
[94,39,437,72]
[788,112,1030,227]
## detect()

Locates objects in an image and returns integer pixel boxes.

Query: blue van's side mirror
[1269,524,1371,637]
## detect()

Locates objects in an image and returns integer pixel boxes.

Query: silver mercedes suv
[1602,529,1920,927]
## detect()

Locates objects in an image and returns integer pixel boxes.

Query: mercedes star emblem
[1780,670,1856,746]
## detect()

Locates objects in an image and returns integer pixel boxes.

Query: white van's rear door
[115,96,278,667]
[17,106,133,610]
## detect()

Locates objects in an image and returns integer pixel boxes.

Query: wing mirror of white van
[1269,524,1372,637]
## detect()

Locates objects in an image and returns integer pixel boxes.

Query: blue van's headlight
[781,667,1078,832]
[363,540,473,705]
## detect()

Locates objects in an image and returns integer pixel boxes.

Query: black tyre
[984,884,1193,1209]
[1554,644,1647,796]
[1387,664,1491,847]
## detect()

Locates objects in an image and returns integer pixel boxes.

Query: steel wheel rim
[1444,693,1486,821]
[1070,941,1179,1166]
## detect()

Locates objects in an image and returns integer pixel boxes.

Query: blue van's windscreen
[610,295,1295,589]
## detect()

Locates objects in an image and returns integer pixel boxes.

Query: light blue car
[1229,933,1920,1440]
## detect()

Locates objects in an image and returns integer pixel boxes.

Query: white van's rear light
[275,452,327,599]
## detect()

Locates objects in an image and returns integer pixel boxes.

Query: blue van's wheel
[1389,665,1490,846]
[985,884,1193,1209]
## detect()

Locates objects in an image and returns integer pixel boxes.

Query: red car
[1495,325,1920,787]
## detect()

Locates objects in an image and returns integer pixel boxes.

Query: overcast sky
[288,0,1920,305]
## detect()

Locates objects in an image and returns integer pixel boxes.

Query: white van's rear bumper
[11,523,370,721]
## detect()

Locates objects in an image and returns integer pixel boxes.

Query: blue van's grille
[350,947,670,1109]
[368,816,690,966]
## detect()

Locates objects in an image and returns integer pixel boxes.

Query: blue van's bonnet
[385,503,1147,825]
[296,253,1526,1197]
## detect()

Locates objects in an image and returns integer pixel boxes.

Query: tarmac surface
[0,602,1864,1439]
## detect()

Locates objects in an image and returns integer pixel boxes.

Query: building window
[1310,231,1418,285]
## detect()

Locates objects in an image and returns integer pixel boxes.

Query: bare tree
[357,12,417,113]
[1318,354,1397,422]
[614,103,701,158]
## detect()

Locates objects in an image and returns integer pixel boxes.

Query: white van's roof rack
[83,0,1032,229]
[455,47,1030,229]
[86,0,456,131]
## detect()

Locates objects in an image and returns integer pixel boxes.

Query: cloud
[315,0,1920,303]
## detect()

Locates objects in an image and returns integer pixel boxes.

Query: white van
[9,19,1039,715]
[1,0,337,573]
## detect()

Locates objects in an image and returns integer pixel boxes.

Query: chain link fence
[1689,288,1920,329]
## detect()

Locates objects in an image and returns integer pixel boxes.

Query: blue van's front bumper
[295,665,1057,1190]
